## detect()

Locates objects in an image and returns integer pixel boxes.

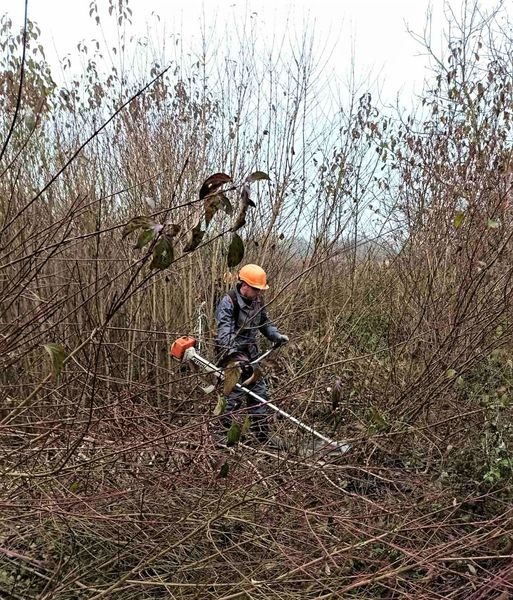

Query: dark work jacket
[215,285,280,362]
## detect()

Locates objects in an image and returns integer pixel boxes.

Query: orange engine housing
[170,336,197,360]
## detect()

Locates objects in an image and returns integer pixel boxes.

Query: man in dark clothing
[215,264,288,443]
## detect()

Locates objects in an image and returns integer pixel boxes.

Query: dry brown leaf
[223,271,238,284]
[199,173,232,200]
[183,220,205,252]
[223,361,242,395]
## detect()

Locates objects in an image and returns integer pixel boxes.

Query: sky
[4,0,501,106]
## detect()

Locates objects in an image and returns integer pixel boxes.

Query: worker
[215,263,288,445]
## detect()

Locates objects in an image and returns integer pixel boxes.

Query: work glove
[240,361,254,382]
[275,333,289,346]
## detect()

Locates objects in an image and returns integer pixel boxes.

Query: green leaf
[446,369,456,378]
[43,343,66,378]
[227,233,245,268]
[214,396,227,416]
[69,481,80,492]
[454,211,465,229]
[368,406,389,433]
[487,218,500,229]
[241,415,251,437]
[135,228,155,249]
[246,171,270,183]
[226,421,241,446]
[150,235,174,269]
[24,114,36,131]
[218,461,230,478]
[122,216,154,239]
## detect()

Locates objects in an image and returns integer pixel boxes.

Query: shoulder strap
[227,289,240,326]
[258,300,268,325]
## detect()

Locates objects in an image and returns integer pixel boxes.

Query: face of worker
[240,282,263,301]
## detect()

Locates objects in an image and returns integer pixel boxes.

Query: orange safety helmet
[238,264,269,290]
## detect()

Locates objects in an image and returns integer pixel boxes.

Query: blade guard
[170,336,197,361]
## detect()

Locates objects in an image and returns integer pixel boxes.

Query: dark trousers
[222,376,269,439]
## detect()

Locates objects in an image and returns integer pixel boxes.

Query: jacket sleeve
[258,305,281,342]
[215,295,237,355]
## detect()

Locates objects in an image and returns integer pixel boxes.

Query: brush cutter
[170,336,351,454]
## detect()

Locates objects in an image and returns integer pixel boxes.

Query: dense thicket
[2,2,513,598]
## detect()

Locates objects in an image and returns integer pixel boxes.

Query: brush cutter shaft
[184,347,347,449]
[249,346,276,366]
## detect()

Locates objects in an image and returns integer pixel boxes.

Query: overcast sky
[5,0,502,103]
